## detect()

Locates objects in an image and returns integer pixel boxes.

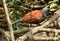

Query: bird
[12,6,49,24]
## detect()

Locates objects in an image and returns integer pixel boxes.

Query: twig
[0,28,5,35]
[34,28,60,33]
[2,0,15,41]
[5,31,10,41]
[57,17,60,27]
[0,28,10,41]
[33,36,59,40]
[16,9,60,41]
[14,27,32,34]
[0,7,13,11]
[14,27,60,34]
[29,5,45,8]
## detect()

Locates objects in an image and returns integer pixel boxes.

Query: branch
[2,0,15,41]
[14,27,32,34]
[33,36,59,40]
[14,27,60,35]
[57,17,60,27]
[0,28,5,35]
[0,28,10,41]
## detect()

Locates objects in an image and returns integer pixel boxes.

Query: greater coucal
[13,7,49,24]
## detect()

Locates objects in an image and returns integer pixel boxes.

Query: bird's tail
[12,19,23,24]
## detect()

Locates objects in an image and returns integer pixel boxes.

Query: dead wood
[33,36,60,40]
[57,17,60,27]
[14,27,32,34]
[0,7,13,11]
[14,27,60,34]
[2,0,15,41]
[0,28,10,41]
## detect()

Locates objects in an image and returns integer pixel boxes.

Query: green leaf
[13,23,23,30]
[49,3,58,11]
